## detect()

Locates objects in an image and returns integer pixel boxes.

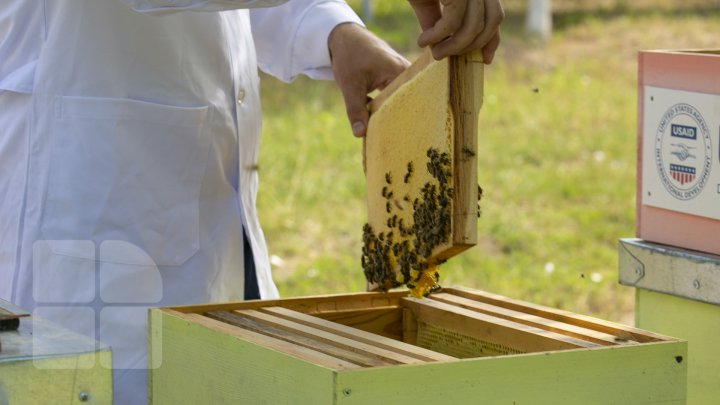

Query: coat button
[237,89,246,104]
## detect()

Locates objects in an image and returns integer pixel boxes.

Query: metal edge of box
[619,238,720,305]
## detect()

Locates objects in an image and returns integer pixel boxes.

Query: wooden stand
[149,287,686,404]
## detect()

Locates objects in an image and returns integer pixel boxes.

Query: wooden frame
[362,50,483,291]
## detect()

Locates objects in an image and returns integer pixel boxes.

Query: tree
[526,0,552,41]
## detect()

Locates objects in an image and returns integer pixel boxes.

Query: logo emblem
[654,103,712,200]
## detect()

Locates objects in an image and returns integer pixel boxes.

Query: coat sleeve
[118,0,287,13]
[250,0,363,82]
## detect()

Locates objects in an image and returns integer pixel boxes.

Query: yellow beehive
[0,313,112,404]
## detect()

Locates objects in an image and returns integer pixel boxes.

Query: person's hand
[329,23,410,138]
[408,0,504,63]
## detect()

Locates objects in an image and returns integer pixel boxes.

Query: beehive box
[149,287,686,404]
[0,315,112,404]
[637,50,720,255]
[619,237,720,404]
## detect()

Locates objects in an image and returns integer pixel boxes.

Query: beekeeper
[0,0,503,403]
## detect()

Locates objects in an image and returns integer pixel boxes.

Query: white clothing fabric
[0,0,362,403]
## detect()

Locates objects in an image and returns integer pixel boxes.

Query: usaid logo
[655,103,712,200]
[671,123,697,140]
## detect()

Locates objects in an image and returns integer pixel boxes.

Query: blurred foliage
[257,0,720,323]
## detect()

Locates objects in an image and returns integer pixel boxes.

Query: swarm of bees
[362,148,460,297]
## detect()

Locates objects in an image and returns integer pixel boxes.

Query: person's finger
[339,78,371,137]
[462,0,504,58]
[417,0,468,48]
[407,0,442,31]
[429,0,483,59]
[456,28,500,62]
[481,31,500,64]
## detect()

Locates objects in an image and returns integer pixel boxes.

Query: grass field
[256,0,720,323]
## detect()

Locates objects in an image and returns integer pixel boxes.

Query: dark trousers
[243,228,261,300]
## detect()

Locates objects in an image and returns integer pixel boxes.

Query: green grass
[256,1,720,323]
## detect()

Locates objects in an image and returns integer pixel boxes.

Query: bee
[462,146,475,158]
[386,201,391,213]
[385,172,392,184]
[426,284,442,295]
[404,162,414,183]
[381,186,388,198]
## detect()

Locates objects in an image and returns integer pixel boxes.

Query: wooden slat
[430,293,632,346]
[0,299,30,321]
[168,310,361,371]
[206,310,391,367]
[312,307,403,340]
[263,306,454,362]
[401,297,601,353]
[165,290,407,314]
[450,52,483,249]
[444,286,670,343]
[402,308,419,345]
[234,309,427,365]
[368,49,435,114]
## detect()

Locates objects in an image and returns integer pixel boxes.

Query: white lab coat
[0,0,361,403]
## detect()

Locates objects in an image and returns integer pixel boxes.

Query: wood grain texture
[206,310,391,367]
[444,286,673,343]
[312,307,404,340]
[430,293,630,346]
[401,296,600,353]
[261,306,454,362]
[233,309,425,365]
[166,290,407,314]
